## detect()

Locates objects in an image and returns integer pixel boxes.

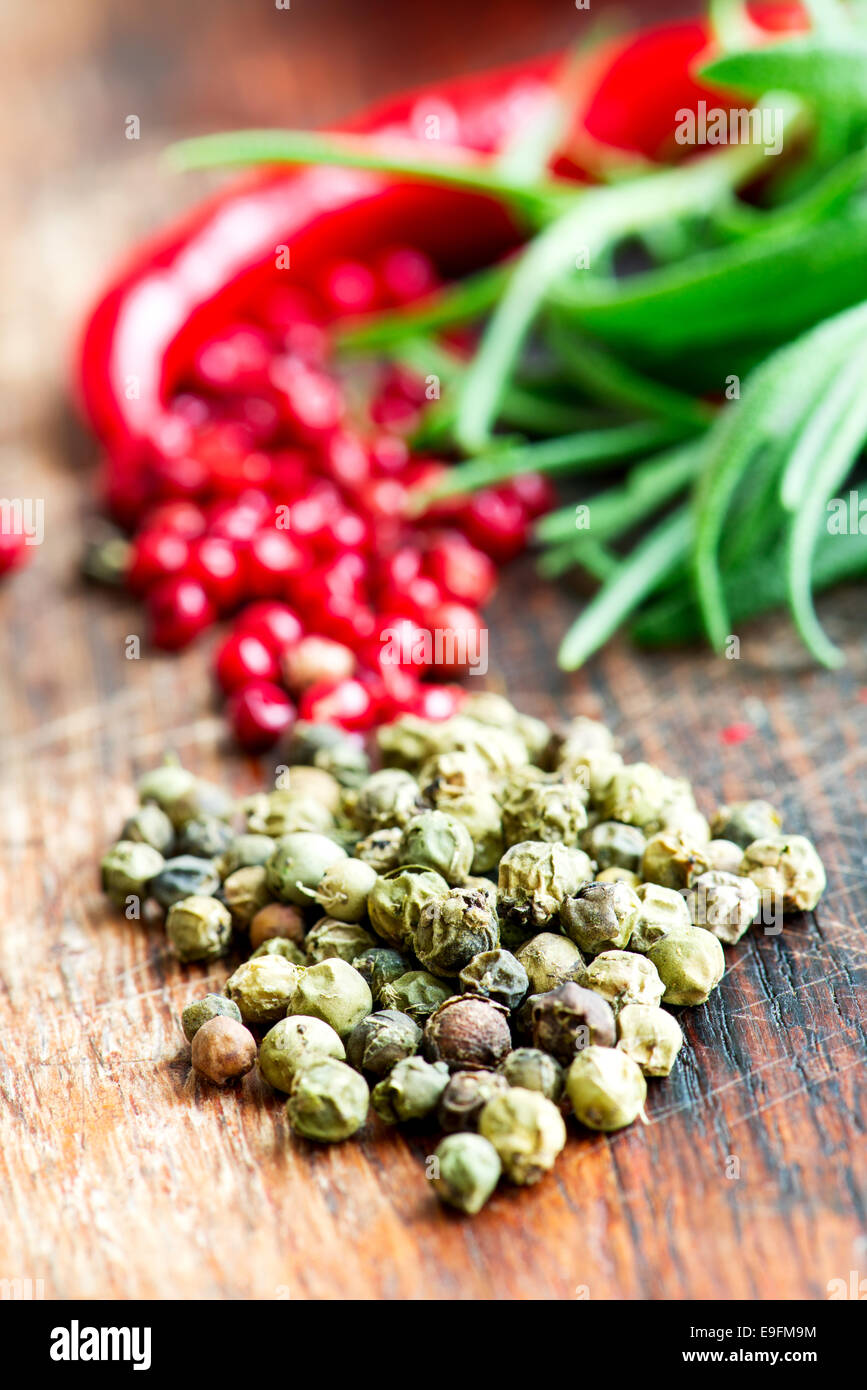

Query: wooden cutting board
[1,0,864,1301]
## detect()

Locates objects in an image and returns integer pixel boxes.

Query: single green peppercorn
[354,826,404,873]
[423,995,512,1073]
[305,917,377,964]
[216,833,276,881]
[641,830,713,890]
[287,1058,369,1142]
[478,1088,566,1185]
[616,1003,684,1077]
[182,993,242,1042]
[345,1009,421,1076]
[258,1016,345,1092]
[225,955,304,1024]
[646,928,725,1006]
[530,981,617,1062]
[499,1048,564,1101]
[135,760,196,818]
[514,932,585,993]
[250,937,307,966]
[367,866,450,951]
[352,947,412,1003]
[306,856,377,923]
[379,971,452,1024]
[740,835,826,914]
[414,887,499,978]
[274,766,343,813]
[703,839,746,875]
[427,784,504,874]
[498,840,594,931]
[566,1045,647,1131]
[162,777,235,832]
[686,870,760,944]
[561,880,640,955]
[150,855,220,911]
[429,1132,502,1215]
[350,768,424,834]
[583,821,646,873]
[585,950,665,1010]
[290,958,372,1039]
[711,799,783,849]
[101,840,165,908]
[265,832,347,906]
[501,779,588,849]
[166,895,232,963]
[177,814,235,861]
[437,1069,510,1133]
[458,949,528,1011]
[398,810,475,885]
[596,867,641,888]
[121,804,175,855]
[251,791,335,838]
[222,864,271,927]
[371,1056,450,1124]
[628,882,691,953]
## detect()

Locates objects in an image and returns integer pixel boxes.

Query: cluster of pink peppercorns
[97,245,555,750]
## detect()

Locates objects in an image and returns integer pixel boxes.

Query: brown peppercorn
[423,995,512,1072]
[437,1069,510,1133]
[190,1016,257,1085]
[249,901,305,950]
[530,981,616,1063]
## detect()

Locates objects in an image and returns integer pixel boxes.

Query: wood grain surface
[1,0,865,1301]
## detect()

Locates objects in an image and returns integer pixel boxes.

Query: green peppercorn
[398,810,475,885]
[584,950,665,1010]
[276,765,343,813]
[166,895,232,963]
[646,928,725,1006]
[478,1088,566,1185]
[265,832,347,906]
[177,814,235,861]
[371,1056,450,1123]
[258,1015,345,1092]
[498,840,594,931]
[350,768,423,835]
[120,804,175,855]
[312,739,371,789]
[423,995,511,1072]
[308,856,377,922]
[290,958,372,1039]
[225,955,304,1024]
[561,880,640,955]
[367,866,450,951]
[379,971,452,1024]
[616,1004,684,1077]
[216,833,277,881]
[629,882,692,953]
[437,1069,510,1133]
[248,791,334,838]
[352,947,412,1003]
[596,867,641,888]
[150,855,220,911]
[557,748,623,803]
[703,839,746,875]
[101,840,165,909]
[345,1009,421,1076]
[305,917,376,965]
[162,777,234,832]
[566,1045,647,1131]
[458,949,528,1011]
[711,799,783,849]
[355,827,403,873]
[285,720,353,768]
[583,820,646,872]
[250,937,307,966]
[427,785,504,874]
[501,779,588,849]
[529,981,617,1062]
[641,830,714,890]
[686,870,760,944]
[135,760,196,818]
[499,1048,564,1101]
[514,932,585,993]
[222,864,271,927]
[287,1058,369,1142]
[414,887,499,978]
[191,1016,257,1085]
[740,835,826,914]
[600,762,676,829]
[419,748,493,796]
[182,993,242,1042]
[429,1132,502,1215]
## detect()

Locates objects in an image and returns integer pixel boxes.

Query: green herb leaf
[701,38,867,109]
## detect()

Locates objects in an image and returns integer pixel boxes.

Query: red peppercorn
[245,527,308,599]
[408,682,466,722]
[148,451,211,502]
[141,500,207,539]
[207,490,272,542]
[425,532,496,607]
[319,260,378,317]
[462,487,529,562]
[370,434,410,476]
[227,680,296,752]
[499,472,557,519]
[127,529,190,595]
[322,430,372,491]
[270,357,344,441]
[0,529,32,577]
[147,576,215,649]
[215,630,279,694]
[193,324,271,393]
[426,600,486,676]
[236,601,303,655]
[298,677,376,731]
[375,245,439,305]
[188,535,245,611]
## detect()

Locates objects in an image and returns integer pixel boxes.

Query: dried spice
[530,981,616,1062]
[437,1069,510,1133]
[429,1133,502,1215]
[345,1009,421,1076]
[561,880,640,955]
[167,894,232,963]
[458,949,528,1011]
[478,1088,566,1185]
[259,1015,346,1092]
[191,1016,257,1085]
[566,1045,647,1131]
[414,886,499,978]
[423,995,511,1072]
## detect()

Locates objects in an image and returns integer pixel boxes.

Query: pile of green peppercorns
[101,692,827,1216]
